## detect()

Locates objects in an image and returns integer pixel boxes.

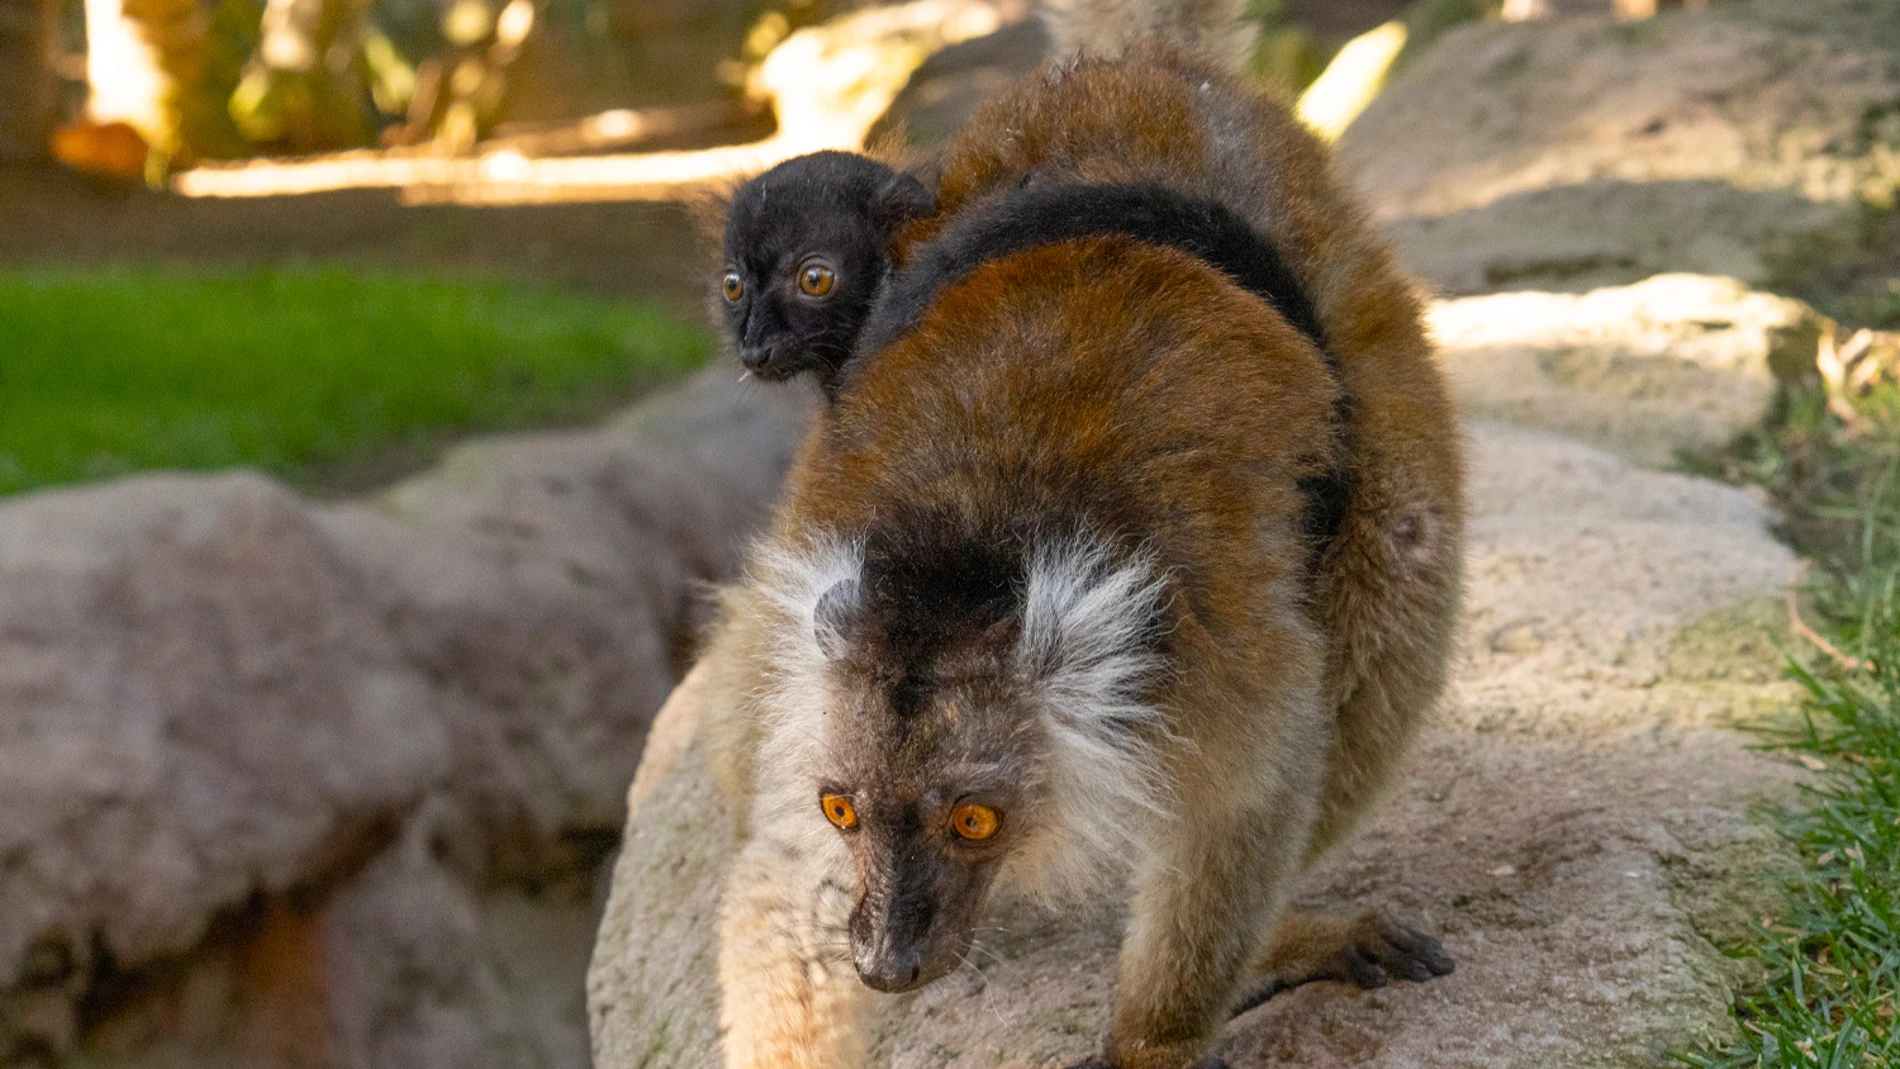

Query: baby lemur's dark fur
[718,151,934,396]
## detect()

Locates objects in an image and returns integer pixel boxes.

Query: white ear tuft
[751,536,865,647]
[812,578,862,660]
[1011,537,1174,900]
[746,535,866,743]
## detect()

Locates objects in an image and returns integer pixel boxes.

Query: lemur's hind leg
[1230,909,1455,1018]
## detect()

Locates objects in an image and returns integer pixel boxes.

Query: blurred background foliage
[0,0,1515,501]
[48,0,902,164]
[3,0,1512,173]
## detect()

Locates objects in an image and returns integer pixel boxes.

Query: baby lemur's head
[719,151,934,391]
[755,521,1173,994]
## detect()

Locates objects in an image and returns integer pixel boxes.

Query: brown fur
[910,43,1466,856]
[704,39,1464,1069]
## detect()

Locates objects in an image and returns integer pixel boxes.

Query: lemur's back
[908,46,1467,852]
[785,234,1339,661]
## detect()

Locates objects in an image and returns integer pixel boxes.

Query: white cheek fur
[744,530,1174,903]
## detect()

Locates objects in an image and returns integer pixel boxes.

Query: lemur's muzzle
[848,849,979,994]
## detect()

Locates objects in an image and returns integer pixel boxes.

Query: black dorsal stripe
[855,182,1332,364]
[852,181,1352,567]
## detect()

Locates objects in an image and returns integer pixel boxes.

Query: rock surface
[0,369,814,1068]
[1341,0,1900,294]
[1430,273,1821,466]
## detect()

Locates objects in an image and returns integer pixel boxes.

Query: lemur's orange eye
[821,793,858,830]
[951,803,1000,841]
[722,272,744,302]
[798,261,835,298]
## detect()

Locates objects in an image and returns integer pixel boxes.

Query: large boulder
[0,369,814,1068]
[1340,0,1900,294]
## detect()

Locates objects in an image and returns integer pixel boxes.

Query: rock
[873,17,1051,148]
[1340,0,1900,294]
[1430,274,1822,466]
[0,369,815,1068]
[585,416,1801,1067]
[0,473,439,988]
[584,667,729,1069]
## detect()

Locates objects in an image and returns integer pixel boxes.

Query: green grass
[0,265,713,497]
[1681,574,1900,1066]
[1682,381,1900,1066]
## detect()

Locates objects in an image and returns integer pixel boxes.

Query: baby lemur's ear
[813,578,863,660]
[686,181,737,249]
[874,170,936,230]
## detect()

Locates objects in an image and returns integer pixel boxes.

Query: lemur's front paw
[1232,910,1456,1017]
[1326,914,1455,989]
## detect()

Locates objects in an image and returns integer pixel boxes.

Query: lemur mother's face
[779,524,1169,997]
[813,644,1040,994]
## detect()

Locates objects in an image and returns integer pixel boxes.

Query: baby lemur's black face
[720,151,933,391]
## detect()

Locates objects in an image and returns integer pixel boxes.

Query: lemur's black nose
[740,345,776,373]
[853,946,924,993]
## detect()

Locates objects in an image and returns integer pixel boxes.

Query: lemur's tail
[1039,0,1256,73]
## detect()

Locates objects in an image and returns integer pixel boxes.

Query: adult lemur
[699,0,1466,1065]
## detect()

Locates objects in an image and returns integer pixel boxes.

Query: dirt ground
[0,162,710,305]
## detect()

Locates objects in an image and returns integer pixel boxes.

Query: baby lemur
[717,150,934,396]
[698,2,1466,1067]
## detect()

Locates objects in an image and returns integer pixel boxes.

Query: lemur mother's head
[755,521,1173,994]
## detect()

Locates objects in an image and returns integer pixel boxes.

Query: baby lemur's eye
[798,259,836,298]
[821,793,858,830]
[951,803,1000,841]
[722,272,744,302]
